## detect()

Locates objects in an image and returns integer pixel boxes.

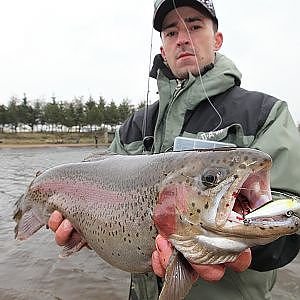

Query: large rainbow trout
[14,148,300,300]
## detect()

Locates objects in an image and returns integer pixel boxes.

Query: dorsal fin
[83,151,117,162]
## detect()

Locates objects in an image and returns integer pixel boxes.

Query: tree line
[0,95,145,132]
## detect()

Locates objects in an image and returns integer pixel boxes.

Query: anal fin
[59,231,87,258]
[159,249,197,300]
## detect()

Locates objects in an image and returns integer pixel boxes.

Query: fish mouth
[216,166,300,233]
[228,169,272,224]
[210,158,297,232]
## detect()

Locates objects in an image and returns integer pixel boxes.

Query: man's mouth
[176,52,195,60]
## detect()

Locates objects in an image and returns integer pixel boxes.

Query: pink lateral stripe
[36,180,125,203]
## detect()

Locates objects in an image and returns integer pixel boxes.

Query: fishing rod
[142,24,154,153]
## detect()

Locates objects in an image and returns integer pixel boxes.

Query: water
[0,147,130,300]
[0,147,299,300]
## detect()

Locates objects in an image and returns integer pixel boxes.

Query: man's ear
[160,46,167,61]
[214,32,223,51]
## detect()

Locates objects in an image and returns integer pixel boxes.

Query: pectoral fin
[159,249,197,300]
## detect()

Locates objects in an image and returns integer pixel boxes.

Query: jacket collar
[149,54,215,80]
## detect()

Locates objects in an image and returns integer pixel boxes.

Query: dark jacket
[109,53,300,300]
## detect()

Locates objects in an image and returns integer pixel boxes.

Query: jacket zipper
[172,79,185,99]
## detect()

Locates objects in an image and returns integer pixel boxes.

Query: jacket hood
[150,52,242,86]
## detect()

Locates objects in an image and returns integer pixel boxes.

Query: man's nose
[176,30,190,46]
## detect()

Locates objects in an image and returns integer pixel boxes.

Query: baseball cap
[153,0,218,32]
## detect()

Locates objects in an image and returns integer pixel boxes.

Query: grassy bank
[0,131,110,147]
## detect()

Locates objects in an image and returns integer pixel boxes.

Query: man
[49,0,300,299]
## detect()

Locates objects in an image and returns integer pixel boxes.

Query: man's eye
[166,31,176,37]
[191,25,201,31]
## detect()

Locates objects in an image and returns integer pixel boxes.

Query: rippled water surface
[0,147,130,300]
[0,147,299,300]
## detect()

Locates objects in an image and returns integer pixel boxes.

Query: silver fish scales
[14,148,300,299]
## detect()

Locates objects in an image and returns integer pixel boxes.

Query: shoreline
[0,143,109,149]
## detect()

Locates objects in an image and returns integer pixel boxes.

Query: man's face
[160,6,223,79]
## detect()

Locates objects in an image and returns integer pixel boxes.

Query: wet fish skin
[14,148,300,300]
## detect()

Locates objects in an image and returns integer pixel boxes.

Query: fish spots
[205,202,209,209]
[197,209,201,213]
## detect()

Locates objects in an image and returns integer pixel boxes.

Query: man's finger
[55,219,73,246]
[48,210,64,232]
[225,249,251,272]
[155,235,173,269]
[191,263,225,281]
[152,250,166,278]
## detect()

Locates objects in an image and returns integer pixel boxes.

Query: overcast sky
[0,0,299,122]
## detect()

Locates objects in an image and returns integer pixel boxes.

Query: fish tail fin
[13,193,45,240]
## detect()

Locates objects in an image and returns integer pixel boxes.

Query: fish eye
[201,169,223,187]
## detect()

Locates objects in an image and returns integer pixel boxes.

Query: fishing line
[171,0,223,131]
[181,176,297,200]
[238,187,299,199]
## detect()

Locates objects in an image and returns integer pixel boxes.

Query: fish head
[154,148,300,264]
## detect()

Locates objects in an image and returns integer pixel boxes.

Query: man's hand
[152,234,251,281]
[49,212,251,280]
[48,210,74,246]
